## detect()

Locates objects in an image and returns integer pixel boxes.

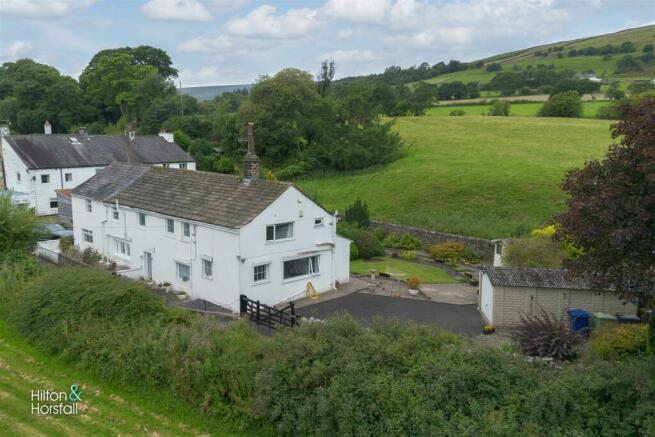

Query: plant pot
[408,288,419,296]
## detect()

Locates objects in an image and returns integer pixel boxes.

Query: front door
[144,252,152,280]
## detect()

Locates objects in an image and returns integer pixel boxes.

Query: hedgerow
[0,263,654,435]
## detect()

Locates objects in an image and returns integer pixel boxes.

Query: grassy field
[0,321,239,436]
[350,257,459,283]
[426,100,610,118]
[298,116,612,238]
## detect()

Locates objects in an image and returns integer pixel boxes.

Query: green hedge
[1,264,654,435]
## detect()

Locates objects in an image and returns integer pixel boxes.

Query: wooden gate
[239,294,298,329]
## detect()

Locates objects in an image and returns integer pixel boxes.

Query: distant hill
[180,84,252,101]
[422,25,655,86]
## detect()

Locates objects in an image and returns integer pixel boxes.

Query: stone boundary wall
[370,220,495,262]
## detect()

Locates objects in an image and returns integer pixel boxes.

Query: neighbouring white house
[69,125,350,312]
[0,121,194,215]
[479,267,637,328]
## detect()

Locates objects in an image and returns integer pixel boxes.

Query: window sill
[253,279,271,286]
[202,275,213,281]
[265,237,295,245]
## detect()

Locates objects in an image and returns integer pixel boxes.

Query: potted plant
[406,275,420,296]
[483,324,496,335]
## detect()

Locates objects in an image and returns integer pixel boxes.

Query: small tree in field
[488,100,511,116]
[538,91,582,118]
[556,97,655,306]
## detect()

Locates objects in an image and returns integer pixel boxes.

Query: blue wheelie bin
[567,308,591,335]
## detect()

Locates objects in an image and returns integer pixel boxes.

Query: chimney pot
[44,120,52,135]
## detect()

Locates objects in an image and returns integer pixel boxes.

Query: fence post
[289,302,296,326]
[256,300,260,325]
[240,294,246,314]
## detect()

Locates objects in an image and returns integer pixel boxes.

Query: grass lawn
[0,320,241,436]
[298,116,611,238]
[426,100,611,118]
[350,257,459,283]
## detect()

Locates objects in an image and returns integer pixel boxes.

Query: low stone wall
[370,220,495,262]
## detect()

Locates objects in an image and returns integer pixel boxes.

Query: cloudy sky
[0,0,653,86]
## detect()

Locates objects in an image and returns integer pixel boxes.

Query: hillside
[0,320,237,436]
[297,116,612,239]
[180,84,252,101]
[422,25,655,86]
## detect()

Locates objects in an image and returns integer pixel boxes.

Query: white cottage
[0,123,194,215]
[70,158,351,313]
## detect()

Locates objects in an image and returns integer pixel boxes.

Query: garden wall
[370,220,495,262]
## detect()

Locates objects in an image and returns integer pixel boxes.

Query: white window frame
[113,238,130,259]
[82,228,93,243]
[166,218,175,234]
[64,172,72,182]
[253,263,270,284]
[176,261,191,284]
[138,213,146,227]
[49,198,58,209]
[202,257,213,279]
[162,163,170,168]
[183,222,191,239]
[41,174,50,184]
[265,222,294,242]
[180,163,187,169]
[111,205,119,220]
[314,217,324,227]
[86,199,92,212]
[283,255,320,281]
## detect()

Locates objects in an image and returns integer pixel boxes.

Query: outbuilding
[479,267,637,328]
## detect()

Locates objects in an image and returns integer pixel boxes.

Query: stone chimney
[158,129,174,143]
[79,126,87,135]
[125,123,136,164]
[242,122,260,180]
[44,120,52,135]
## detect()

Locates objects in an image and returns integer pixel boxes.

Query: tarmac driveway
[299,292,483,335]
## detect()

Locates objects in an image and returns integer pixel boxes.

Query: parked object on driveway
[567,308,591,334]
[40,223,73,240]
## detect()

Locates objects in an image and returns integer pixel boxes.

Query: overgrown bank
[1,263,654,435]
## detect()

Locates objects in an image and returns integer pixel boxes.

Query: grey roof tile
[72,162,292,229]
[482,266,592,289]
[6,134,193,169]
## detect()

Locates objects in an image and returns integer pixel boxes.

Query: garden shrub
[81,247,102,265]
[449,109,465,116]
[372,227,386,242]
[406,275,420,289]
[349,242,359,260]
[488,100,511,116]
[339,224,384,260]
[382,233,422,250]
[429,241,479,265]
[512,309,581,361]
[399,250,417,261]
[59,236,74,254]
[590,324,648,359]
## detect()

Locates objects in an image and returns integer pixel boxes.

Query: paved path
[420,283,479,305]
[299,292,483,335]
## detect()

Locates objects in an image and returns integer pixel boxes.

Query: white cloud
[320,49,380,63]
[178,34,274,53]
[179,66,222,85]
[211,0,249,11]
[321,0,391,24]
[0,40,32,59]
[141,0,212,22]
[0,0,95,18]
[225,5,320,39]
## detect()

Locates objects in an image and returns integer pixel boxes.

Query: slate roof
[72,162,293,229]
[5,134,193,169]
[482,267,592,290]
